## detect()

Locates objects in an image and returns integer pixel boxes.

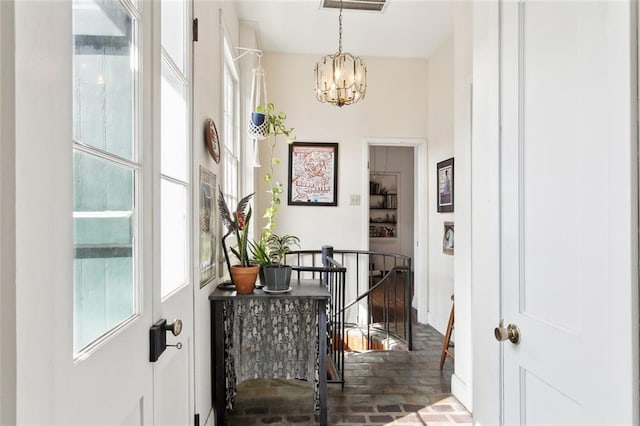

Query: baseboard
[451,373,472,412]
[203,408,214,426]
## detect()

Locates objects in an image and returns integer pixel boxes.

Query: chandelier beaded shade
[314,0,367,107]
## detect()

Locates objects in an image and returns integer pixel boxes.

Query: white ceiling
[234,0,454,59]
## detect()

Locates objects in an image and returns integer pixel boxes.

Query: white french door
[153,0,194,424]
[65,0,153,423]
[61,0,193,423]
[498,1,637,424]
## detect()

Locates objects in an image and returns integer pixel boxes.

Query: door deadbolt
[150,318,183,362]
[494,319,520,344]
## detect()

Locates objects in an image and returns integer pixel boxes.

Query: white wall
[426,37,455,335]
[258,53,429,254]
[257,54,430,319]
[0,1,17,424]
[451,2,473,412]
[369,146,414,261]
[191,3,242,425]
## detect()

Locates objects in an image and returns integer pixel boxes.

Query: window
[222,38,240,210]
[72,0,140,354]
[160,0,190,298]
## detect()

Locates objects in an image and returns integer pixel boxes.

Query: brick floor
[224,322,471,425]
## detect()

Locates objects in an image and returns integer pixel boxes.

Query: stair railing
[286,247,413,386]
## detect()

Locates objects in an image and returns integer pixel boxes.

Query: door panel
[522,369,581,425]
[500,1,636,424]
[154,286,193,425]
[155,343,192,426]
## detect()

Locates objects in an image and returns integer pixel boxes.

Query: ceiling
[234,0,454,59]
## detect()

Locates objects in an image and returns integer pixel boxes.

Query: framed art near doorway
[437,157,454,212]
[288,142,338,206]
[443,221,454,255]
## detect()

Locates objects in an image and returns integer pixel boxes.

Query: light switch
[350,194,361,205]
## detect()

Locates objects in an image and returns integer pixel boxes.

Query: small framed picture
[199,166,217,287]
[288,142,338,206]
[443,221,454,255]
[437,157,454,213]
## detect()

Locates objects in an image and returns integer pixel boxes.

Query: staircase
[286,246,413,388]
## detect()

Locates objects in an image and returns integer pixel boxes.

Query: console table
[209,279,330,425]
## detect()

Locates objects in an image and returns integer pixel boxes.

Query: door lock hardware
[167,342,183,350]
[165,319,183,336]
[150,318,184,362]
[494,319,521,344]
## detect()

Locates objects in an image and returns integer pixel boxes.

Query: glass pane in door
[161,60,188,182]
[72,0,139,354]
[73,151,136,352]
[72,0,135,161]
[161,179,188,296]
[161,0,186,74]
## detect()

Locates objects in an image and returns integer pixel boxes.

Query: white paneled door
[499,1,636,424]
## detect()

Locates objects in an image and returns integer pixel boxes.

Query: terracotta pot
[230,265,260,294]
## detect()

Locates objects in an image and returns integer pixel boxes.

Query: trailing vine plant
[256,102,295,239]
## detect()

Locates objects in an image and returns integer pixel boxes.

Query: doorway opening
[362,138,429,322]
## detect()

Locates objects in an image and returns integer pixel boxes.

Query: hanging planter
[248,111,267,139]
[248,63,268,140]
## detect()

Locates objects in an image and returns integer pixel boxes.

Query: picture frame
[199,166,217,287]
[288,142,338,206]
[437,157,454,213]
[443,221,454,255]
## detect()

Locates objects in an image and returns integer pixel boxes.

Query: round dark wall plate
[205,118,221,164]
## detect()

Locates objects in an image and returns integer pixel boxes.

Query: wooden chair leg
[440,296,455,370]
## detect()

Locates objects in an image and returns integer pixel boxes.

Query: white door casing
[499,1,638,425]
[361,138,428,322]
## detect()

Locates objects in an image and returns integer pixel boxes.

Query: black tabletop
[209,278,330,301]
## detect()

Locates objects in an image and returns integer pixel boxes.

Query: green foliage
[264,234,300,265]
[228,207,253,267]
[249,239,271,267]
[258,103,295,241]
[217,189,255,267]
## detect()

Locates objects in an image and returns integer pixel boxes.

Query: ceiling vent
[321,0,387,13]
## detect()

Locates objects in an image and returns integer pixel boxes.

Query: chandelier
[314,0,367,107]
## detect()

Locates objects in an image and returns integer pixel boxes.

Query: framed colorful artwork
[288,142,338,206]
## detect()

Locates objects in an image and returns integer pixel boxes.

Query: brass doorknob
[165,319,183,336]
[494,319,520,344]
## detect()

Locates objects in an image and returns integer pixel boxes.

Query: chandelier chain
[338,0,343,53]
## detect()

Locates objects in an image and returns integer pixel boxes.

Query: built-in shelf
[369,172,399,239]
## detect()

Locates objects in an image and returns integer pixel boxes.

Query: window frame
[221,34,241,211]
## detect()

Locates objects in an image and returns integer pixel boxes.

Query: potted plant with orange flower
[218,188,259,294]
